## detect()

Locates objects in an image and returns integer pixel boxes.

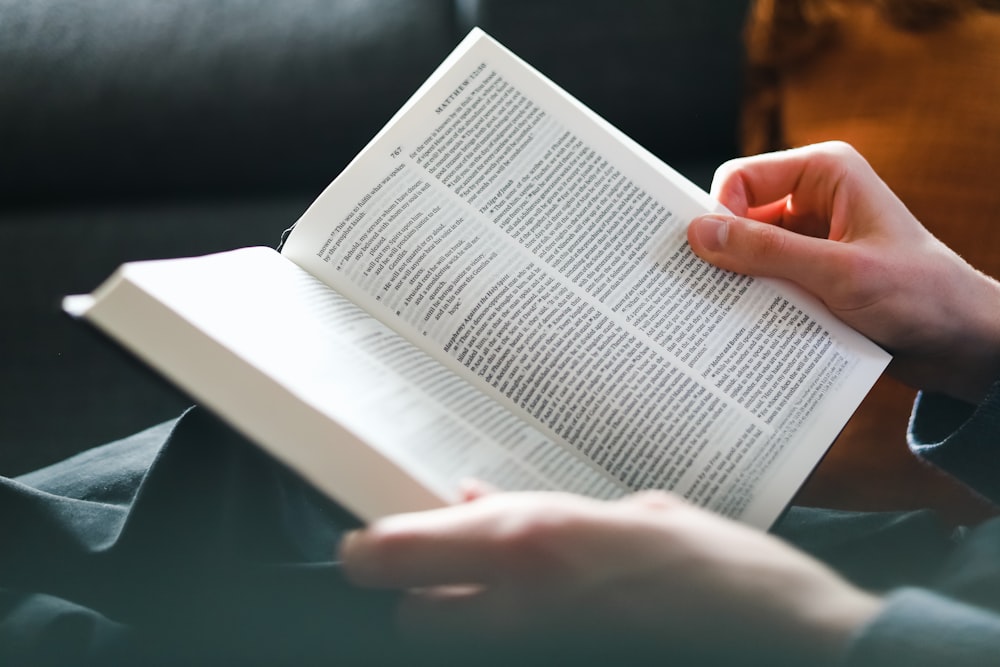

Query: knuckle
[750,222,787,261]
[823,140,860,159]
[364,527,415,569]
[710,158,751,203]
[814,141,872,179]
[712,156,745,183]
[627,489,678,510]
[827,250,882,305]
[493,506,583,573]
[498,512,562,551]
[808,140,863,168]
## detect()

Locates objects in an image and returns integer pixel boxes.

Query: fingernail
[338,529,361,561]
[692,215,730,252]
[338,529,376,584]
[458,477,499,502]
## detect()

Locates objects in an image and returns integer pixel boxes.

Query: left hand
[339,490,880,665]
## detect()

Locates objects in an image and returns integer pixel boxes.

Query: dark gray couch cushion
[0,197,312,475]
[0,1,751,475]
[1,0,749,205]
[0,0,458,204]
[469,0,750,182]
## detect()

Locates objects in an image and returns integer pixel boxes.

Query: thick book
[63,29,890,530]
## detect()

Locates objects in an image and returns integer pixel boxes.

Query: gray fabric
[843,589,1000,667]
[0,196,311,476]
[465,0,749,170]
[0,0,749,205]
[0,0,751,476]
[840,384,1000,666]
[0,409,397,667]
[908,385,1000,505]
[0,0,458,203]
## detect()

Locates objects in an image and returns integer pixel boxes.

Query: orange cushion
[743,0,1000,523]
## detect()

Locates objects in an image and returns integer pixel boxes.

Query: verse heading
[435,62,488,114]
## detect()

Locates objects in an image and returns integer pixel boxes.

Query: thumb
[687,214,845,297]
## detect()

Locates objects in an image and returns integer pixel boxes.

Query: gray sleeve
[841,588,1000,667]
[908,380,1000,504]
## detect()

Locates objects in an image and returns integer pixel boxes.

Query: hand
[687,141,1000,404]
[340,490,880,665]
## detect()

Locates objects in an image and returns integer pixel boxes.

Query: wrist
[795,588,884,666]
[891,253,1000,404]
[938,269,1000,404]
[760,572,884,667]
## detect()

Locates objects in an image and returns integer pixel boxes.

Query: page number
[390,146,402,158]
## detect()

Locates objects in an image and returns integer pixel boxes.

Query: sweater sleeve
[907,380,1000,505]
[840,381,1000,665]
[841,588,1000,667]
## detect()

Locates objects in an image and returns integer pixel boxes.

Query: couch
[0,0,752,476]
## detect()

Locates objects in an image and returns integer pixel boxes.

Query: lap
[1,407,987,665]
[1,407,394,666]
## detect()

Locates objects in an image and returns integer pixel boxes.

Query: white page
[280,30,890,528]
[68,248,622,520]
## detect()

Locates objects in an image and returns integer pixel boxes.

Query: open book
[63,29,890,530]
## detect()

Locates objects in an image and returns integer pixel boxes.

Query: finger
[458,477,500,502]
[747,195,833,240]
[396,585,567,645]
[711,142,861,219]
[617,489,686,511]
[396,586,509,640]
[339,498,522,590]
[744,196,790,226]
[687,214,850,298]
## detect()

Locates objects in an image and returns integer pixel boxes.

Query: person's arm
[341,490,881,665]
[687,141,1000,405]
[688,141,1000,504]
[340,142,1000,664]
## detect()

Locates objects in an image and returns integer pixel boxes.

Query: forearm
[905,265,1000,405]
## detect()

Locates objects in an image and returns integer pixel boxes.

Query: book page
[68,248,621,520]
[282,29,890,528]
